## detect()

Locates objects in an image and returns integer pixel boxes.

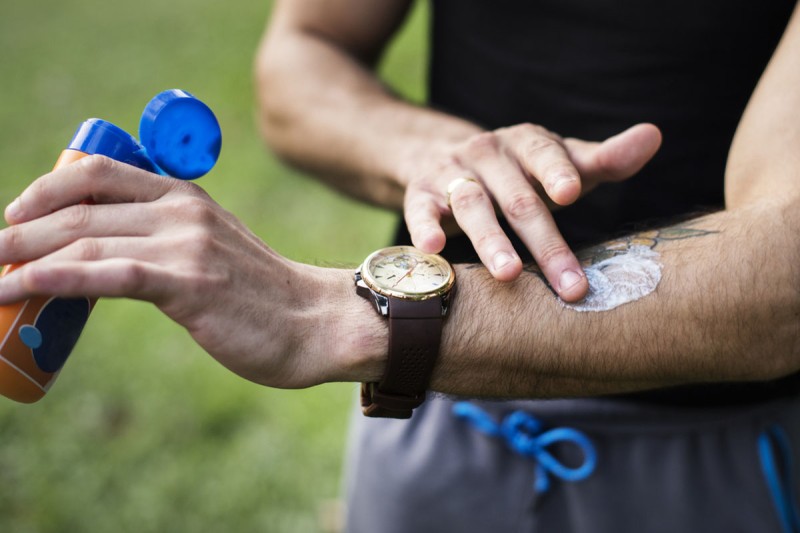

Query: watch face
[361,246,455,300]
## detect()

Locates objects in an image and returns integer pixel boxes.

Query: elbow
[253,39,290,154]
[253,33,321,173]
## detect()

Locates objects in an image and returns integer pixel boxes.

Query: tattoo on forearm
[521,222,719,279]
[576,223,718,268]
[506,221,720,311]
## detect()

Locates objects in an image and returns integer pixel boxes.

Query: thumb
[564,123,662,184]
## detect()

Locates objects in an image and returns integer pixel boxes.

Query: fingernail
[493,251,516,272]
[5,197,21,219]
[559,269,583,291]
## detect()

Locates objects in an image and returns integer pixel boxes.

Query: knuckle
[413,173,448,201]
[184,228,217,262]
[1,225,24,252]
[405,177,429,197]
[420,157,460,189]
[463,132,499,157]
[186,270,223,296]
[74,237,101,260]
[511,123,544,138]
[407,178,438,202]
[120,260,147,294]
[536,240,572,267]
[505,192,544,221]
[79,154,115,179]
[20,264,47,293]
[429,158,455,176]
[172,178,206,198]
[59,204,92,231]
[27,177,54,206]
[192,228,216,252]
[475,229,508,250]
[450,185,486,211]
[170,195,215,224]
[522,137,559,162]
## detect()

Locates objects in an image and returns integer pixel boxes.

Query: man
[254,0,800,531]
[0,0,797,531]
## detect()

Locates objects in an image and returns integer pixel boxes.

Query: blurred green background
[0,1,428,531]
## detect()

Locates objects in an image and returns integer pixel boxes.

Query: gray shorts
[344,394,800,532]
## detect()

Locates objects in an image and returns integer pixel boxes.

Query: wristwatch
[355,246,456,419]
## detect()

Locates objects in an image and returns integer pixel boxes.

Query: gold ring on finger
[446,176,480,208]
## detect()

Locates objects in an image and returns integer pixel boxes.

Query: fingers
[446,171,587,300]
[501,196,587,302]
[0,230,211,305]
[446,176,523,281]
[405,162,523,281]
[4,155,185,225]
[33,236,178,266]
[0,258,174,304]
[564,123,662,183]
[501,125,582,206]
[449,127,586,296]
[0,203,160,265]
[0,167,227,308]
[403,126,589,290]
[464,147,587,300]
[404,179,447,254]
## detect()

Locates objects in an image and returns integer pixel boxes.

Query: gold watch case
[357,246,456,301]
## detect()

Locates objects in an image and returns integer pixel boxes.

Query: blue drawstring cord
[456,403,800,525]
[759,424,800,533]
[453,401,597,494]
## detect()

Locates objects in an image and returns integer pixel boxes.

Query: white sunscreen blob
[562,245,662,312]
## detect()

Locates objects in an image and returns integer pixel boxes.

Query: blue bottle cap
[139,89,222,180]
[67,119,158,174]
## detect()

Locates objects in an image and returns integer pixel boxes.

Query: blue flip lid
[139,89,222,180]
[66,89,221,180]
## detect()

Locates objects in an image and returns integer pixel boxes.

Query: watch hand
[392,264,417,288]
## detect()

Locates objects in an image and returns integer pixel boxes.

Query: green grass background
[0,1,429,531]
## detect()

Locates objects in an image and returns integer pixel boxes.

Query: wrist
[310,266,387,384]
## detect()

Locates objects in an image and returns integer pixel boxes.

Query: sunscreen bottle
[0,89,221,403]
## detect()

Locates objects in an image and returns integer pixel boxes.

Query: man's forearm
[726,2,800,207]
[256,13,480,209]
[341,198,800,398]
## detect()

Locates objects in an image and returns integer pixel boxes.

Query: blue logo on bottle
[20,297,91,373]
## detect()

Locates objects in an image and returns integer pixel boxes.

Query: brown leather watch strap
[361,297,444,419]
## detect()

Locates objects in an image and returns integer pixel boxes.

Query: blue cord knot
[453,402,597,494]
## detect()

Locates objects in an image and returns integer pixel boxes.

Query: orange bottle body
[0,149,94,402]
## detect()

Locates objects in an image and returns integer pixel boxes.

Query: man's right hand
[400,122,662,301]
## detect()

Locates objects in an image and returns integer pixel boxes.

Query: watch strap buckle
[360,382,425,419]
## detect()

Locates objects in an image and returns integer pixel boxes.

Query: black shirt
[393,0,800,405]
